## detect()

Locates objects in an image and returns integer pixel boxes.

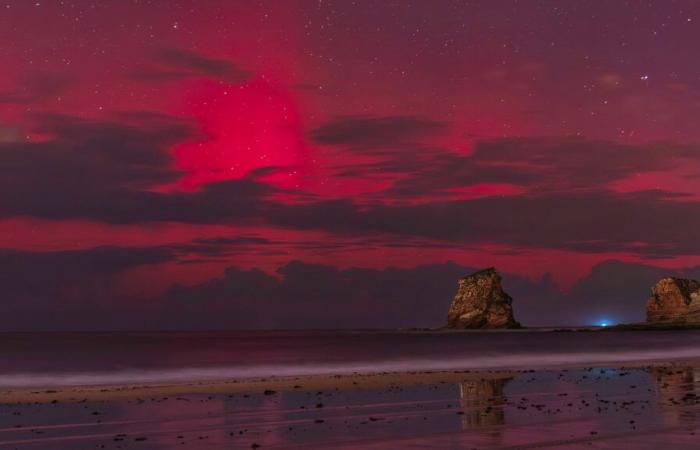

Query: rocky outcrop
[447,268,520,329]
[646,277,700,324]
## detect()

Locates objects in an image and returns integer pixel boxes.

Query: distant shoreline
[1,324,699,335]
[404,324,700,332]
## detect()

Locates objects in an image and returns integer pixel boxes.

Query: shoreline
[3,358,699,404]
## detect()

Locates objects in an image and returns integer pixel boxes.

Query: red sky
[2,0,700,329]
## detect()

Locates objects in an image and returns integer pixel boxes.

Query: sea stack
[646,277,700,324]
[447,268,520,329]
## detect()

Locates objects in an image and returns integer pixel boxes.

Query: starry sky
[3,0,700,330]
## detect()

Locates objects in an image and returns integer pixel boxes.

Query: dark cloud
[171,236,273,258]
[471,137,695,189]
[268,190,700,256]
[0,246,175,330]
[258,135,700,257]
[158,259,700,329]
[382,150,535,197]
[311,115,446,153]
[0,238,290,330]
[377,137,700,197]
[0,113,274,223]
[0,175,274,224]
[6,112,190,186]
[0,254,483,330]
[191,236,272,247]
[133,48,250,82]
[147,259,700,329]
[165,260,481,329]
[3,114,700,258]
[0,71,71,104]
[0,246,174,297]
[2,249,697,330]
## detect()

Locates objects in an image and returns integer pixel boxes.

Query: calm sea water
[1,330,700,388]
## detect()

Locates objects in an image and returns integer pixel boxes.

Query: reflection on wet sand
[650,366,700,427]
[458,377,511,428]
[458,377,511,447]
[3,367,700,449]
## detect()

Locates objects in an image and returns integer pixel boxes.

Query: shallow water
[2,330,700,387]
[1,367,699,449]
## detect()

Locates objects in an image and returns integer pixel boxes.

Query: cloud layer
[4,0,700,332]
[1,246,696,330]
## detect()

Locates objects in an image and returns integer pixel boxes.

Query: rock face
[646,277,700,324]
[447,268,520,329]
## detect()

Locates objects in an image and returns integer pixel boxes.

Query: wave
[2,346,700,388]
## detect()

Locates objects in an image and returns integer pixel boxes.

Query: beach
[2,362,700,449]
[2,330,700,448]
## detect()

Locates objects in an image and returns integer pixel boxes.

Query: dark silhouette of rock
[646,277,700,324]
[447,268,520,329]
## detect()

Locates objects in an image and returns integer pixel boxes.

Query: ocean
[1,329,699,388]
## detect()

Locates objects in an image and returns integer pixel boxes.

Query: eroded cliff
[646,277,700,324]
[447,268,520,329]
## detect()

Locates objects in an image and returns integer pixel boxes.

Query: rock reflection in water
[458,376,512,429]
[649,366,700,426]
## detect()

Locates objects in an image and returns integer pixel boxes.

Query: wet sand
[2,361,700,449]
[0,369,518,403]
